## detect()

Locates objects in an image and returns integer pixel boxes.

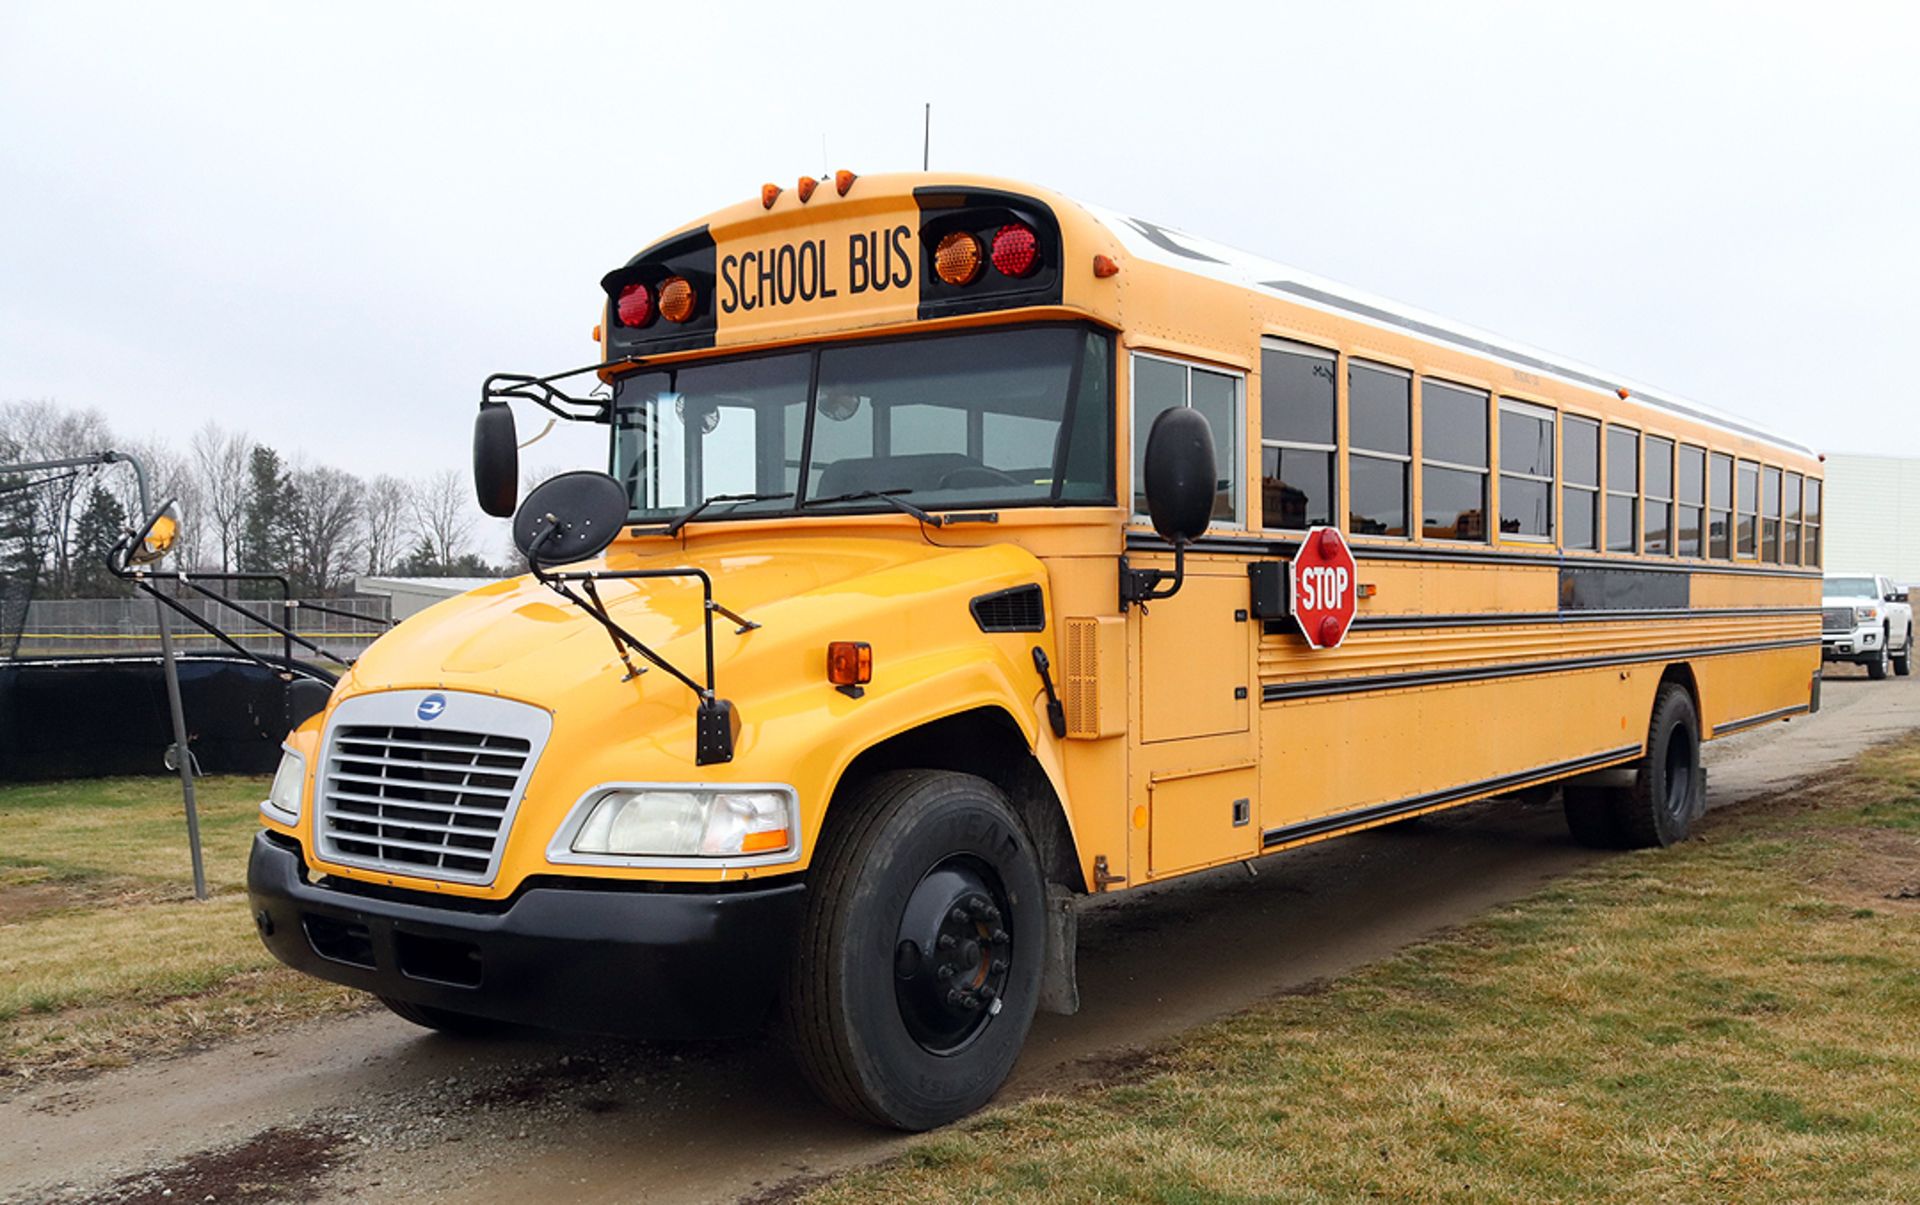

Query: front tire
[784,771,1044,1131]
[1868,635,1890,680]
[1894,626,1911,677]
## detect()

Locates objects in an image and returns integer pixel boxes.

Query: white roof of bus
[1082,202,1816,459]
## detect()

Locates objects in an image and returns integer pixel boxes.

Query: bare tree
[410,469,475,567]
[286,462,364,596]
[189,421,253,572]
[360,474,413,575]
[0,400,113,595]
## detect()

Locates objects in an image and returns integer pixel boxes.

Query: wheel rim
[1663,721,1696,822]
[892,855,1013,1056]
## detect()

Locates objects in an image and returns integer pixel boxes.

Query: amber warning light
[827,641,873,696]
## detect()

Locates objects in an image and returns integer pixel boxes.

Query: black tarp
[0,654,335,781]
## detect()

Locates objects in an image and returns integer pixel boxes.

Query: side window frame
[1257,338,1338,533]
[1130,349,1246,529]
[1560,414,1601,551]
[1643,434,1675,557]
[1419,377,1491,543]
[1347,358,1412,539]
[1497,397,1556,543]
[1604,423,1640,555]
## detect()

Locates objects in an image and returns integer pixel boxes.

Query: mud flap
[1038,883,1080,1016]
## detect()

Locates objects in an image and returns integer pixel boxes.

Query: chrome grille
[1823,607,1854,633]
[315,692,550,885]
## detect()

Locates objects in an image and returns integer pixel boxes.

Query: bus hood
[344,533,1050,716]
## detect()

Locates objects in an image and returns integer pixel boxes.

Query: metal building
[1823,453,1920,587]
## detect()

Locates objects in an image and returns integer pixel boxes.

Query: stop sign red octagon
[1289,525,1358,650]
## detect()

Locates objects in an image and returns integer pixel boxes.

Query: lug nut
[937,934,956,950]
[936,964,954,980]
[950,907,969,924]
[991,928,1009,944]
[990,959,1008,974]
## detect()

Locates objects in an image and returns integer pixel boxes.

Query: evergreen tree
[240,445,293,594]
[69,485,129,597]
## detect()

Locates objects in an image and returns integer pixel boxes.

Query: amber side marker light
[827,640,873,697]
[659,276,696,323]
[761,182,782,209]
[739,828,790,854]
[1093,254,1120,278]
[1617,387,1631,399]
[934,231,983,285]
[835,169,857,195]
[591,323,602,343]
[796,176,818,203]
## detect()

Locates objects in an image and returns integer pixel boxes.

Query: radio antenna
[922,102,930,171]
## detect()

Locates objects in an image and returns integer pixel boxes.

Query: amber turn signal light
[934,231,983,286]
[659,276,696,323]
[827,641,873,686]
[796,176,818,203]
[761,182,781,209]
[835,169,857,196]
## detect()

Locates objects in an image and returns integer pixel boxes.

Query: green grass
[810,741,1920,1205]
[0,776,362,1083]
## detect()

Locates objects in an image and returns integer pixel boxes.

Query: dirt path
[4,669,1913,1205]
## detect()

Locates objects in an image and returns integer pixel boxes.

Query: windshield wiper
[802,488,946,527]
[653,491,794,537]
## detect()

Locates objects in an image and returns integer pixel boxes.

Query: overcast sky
[4,1,1916,499]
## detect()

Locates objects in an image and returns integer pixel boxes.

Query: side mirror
[474,402,519,518]
[128,500,182,566]
[1122,408,1217,607]
[512,471,629,568]
[1143,406,1217,544]
[1895,591,1909,604]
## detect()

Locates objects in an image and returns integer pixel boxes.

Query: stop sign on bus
[1289,525,1358,650]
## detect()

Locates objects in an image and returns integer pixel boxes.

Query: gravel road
[4,666,1913,1204]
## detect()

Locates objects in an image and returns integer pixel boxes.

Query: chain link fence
[14,595,391,659]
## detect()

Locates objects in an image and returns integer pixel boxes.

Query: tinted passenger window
[1348,362,1410,537]
[1562,416,1599,550]
[1421,380,1488,541]
[1605,426,1638,553]
[1260,342,1336,530]
[1498,401,1553,539]
[1643,436,1674,556]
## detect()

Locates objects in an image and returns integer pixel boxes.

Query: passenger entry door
[1128,352,1259,878]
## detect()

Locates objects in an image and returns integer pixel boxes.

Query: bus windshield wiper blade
[802,488,944,527]
[660,491,794,537]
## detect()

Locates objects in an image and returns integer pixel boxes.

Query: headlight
[568,787,796,858]
[261,747,306,824]
[1855,605,1879,623]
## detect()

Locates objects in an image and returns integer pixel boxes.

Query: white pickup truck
[1822,573,1913,680]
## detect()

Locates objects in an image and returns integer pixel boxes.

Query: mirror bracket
[1118,541,1189,610]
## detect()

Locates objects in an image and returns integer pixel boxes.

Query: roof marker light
[934,231,983,285]
[761,183,781,209]
[835,169,857,195]
[1617,387,1631,399]
[659,276,696,323]
[1093,254,1120,278]
[796,176,818,203]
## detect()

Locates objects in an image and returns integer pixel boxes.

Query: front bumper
[247,833,806,1038]
[1822,627,1880,662]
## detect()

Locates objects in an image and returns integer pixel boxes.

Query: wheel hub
[893,858,1013,1054]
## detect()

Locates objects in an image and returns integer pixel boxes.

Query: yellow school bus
[248,171,1824,1130]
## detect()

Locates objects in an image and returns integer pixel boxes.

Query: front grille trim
[1822,606,1854,633]
[313,690,553,887]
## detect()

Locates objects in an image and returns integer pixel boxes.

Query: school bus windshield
[611,323,1113,522]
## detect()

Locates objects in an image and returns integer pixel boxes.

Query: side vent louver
[970,584,1046,633]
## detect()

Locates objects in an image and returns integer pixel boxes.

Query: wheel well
[826,707,1085,893]
[1659,663,1701,729]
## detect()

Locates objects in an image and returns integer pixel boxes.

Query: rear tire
[1868,636,1890,680]
[1563,785,1623,848]
[1612,683,1705,848]
[378,995,509,1037]
[1894,627,1911,677]
[783,770,1044,1131]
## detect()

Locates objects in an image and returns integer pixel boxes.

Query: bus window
[1562,416,1599,550]
[1498,399,1554,540]
[1805,478,1822,565]
[1737,460,1759,557]
[1762,466,1783,562]
[1134,352,1240,523]
[1709,451,1733,558]
[1349,362,1410,537]
[1643,436,1674,556]
[1421,379,1489,541]
[1605,425,1639,553]
[1677,444,1705,557]
[1784,471,1803,564]
[613,353,811,513]
[1259,341,1336,530]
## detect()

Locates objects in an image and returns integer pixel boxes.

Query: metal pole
[922,103,930,171]
[107,452,207,900]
